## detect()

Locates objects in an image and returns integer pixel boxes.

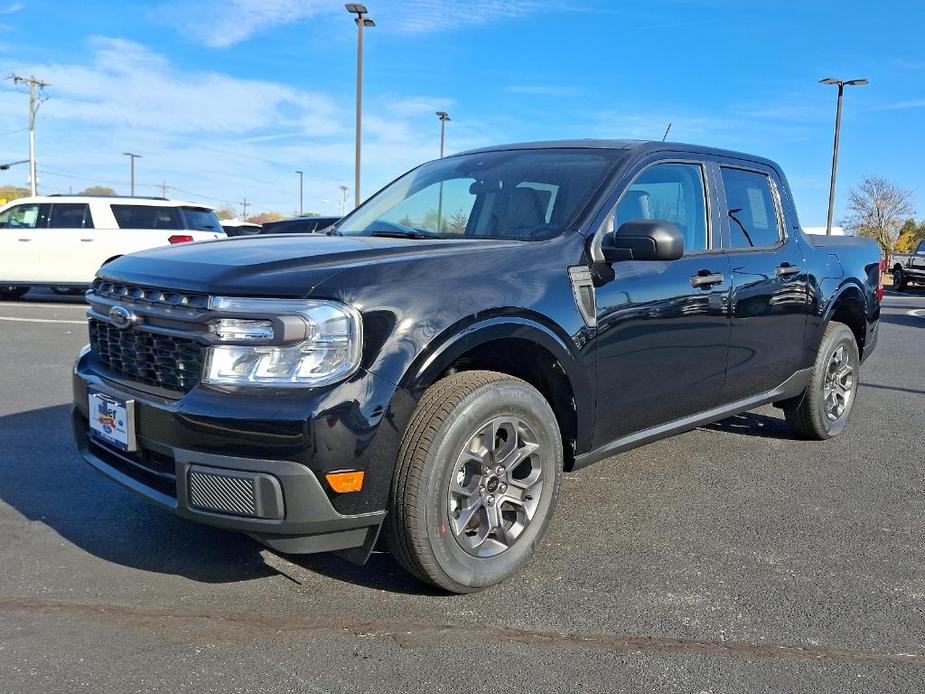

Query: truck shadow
[698,411,794,440]
[0,404,430,593]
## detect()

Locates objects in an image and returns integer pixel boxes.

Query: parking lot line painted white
[0,316,87,325]
[907,308,925,318]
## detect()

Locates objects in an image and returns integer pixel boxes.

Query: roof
[454,139,781,171]
[2,195,212,209]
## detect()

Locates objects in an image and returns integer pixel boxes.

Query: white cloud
[0,37,490,215]
[155,0,555,47]
[1,2,24,14]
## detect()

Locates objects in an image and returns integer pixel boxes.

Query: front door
[592,160,732,446]
[718,165,810,402]
[0,202,48,282]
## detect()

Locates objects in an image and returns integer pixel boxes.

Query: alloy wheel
[822,344,854,421]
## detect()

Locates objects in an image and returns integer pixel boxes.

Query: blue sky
[0,0,922,224]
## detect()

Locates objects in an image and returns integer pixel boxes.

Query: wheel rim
[822,344,854,422]
[447,416,543,558]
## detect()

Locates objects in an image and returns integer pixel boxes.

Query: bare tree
[842,176,915,254]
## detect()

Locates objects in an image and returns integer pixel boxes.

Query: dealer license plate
[88,389,137,452]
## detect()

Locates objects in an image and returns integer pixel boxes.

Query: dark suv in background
[259,216,340,235]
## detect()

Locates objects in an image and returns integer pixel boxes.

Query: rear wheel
[893,268,907,291]
[0,286,29,300]
[784,322,860,440]
[386,370,563,593]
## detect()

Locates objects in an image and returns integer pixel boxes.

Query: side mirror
[601,219,685,262]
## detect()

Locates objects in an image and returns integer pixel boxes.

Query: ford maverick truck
[72,140,881,593]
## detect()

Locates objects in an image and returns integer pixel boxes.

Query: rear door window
[111,205,182,230]
[721,167,782,249]
[49,203,94,229]
[180,207,223,231]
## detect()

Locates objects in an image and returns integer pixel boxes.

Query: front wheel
[784,322,860,440]
[893,268,907,291]
[0,286,29,300]
[386,370,563,593]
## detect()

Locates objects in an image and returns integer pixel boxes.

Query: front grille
[89,318,204,393]
[91,279,209,310]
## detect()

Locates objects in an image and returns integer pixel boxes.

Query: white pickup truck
[0,195,226,299]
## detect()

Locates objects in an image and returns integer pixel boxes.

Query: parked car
[220,218,262,237]
[259,216,340,234]
[0,195,226,299]
[72,140,881,592]
[888,240,925,290]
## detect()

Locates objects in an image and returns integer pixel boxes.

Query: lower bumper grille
[89,319,203,393]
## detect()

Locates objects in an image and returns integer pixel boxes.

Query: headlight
[202,298,362,387]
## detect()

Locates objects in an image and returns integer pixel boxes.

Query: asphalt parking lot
[0,287,923,693]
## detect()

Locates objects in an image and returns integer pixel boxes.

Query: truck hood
[97,234,524,296]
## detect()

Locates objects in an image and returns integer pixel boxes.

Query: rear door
[910,240,925,279]
[0,202,49,282]
[40,203,97,283]
[718,164,810,402]
[592,158,732,445]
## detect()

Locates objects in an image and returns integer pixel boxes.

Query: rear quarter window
[111,205,182,230]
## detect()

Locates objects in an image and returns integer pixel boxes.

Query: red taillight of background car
[168,235,194,244]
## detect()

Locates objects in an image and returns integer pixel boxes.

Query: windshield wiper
[369,229,439,239]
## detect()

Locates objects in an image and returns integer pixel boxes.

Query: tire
[386,370,563,593]
[893,268,907,291]
[0,286,29,300]
[784,322,860,440]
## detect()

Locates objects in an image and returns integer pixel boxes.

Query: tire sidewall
[420,381,562,590]
[811,325,860,438]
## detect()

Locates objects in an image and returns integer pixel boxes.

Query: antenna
[662,122,672,142]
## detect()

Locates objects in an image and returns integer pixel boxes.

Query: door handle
[80,238,94,242]
[691,272,725,288]
[17,238,31,242]
[776,263,801,277]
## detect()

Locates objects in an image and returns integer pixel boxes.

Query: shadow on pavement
[4,288,87,305]
[0,403,434,593]
[699,410,794,440]
[878,312,924,329]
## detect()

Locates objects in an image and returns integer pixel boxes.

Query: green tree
[894,218,925,253]
[79,186,117,196]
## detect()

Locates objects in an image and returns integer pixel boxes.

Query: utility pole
[346,4,375,209]
[161,180,168,197]
[339,185,349,216]
[241,198,249,219]
[123,152,142,196]
[296,170,304,216]
[8,74,49,196]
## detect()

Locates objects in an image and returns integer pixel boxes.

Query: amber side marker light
[325,470,365,493]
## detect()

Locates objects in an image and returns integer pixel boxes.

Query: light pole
[346,4,374,210]
[123,152,142,196]
[436,111,451,158]
[338,185,349,216]
[819,77,868,235]
[296,170,304,216]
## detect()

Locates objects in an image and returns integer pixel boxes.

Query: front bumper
[72,353,415,560]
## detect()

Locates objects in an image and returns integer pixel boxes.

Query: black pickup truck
[72,140,881,593]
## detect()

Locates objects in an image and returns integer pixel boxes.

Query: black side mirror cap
[602,219,685,262]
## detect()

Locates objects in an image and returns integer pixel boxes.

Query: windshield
[336,148,623,241]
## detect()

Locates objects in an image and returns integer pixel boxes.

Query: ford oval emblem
[109,305,136,330]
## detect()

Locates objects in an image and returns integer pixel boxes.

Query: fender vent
[568,266,597,327]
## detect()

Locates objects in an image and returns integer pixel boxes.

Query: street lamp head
[819,77,840,85]
[345,3,367,14]
[436,111,451,121]
[296,170,303,175]
[845,79,869,86]
[355,17,375,26]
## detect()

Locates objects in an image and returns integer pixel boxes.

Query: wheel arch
[822,282,868,358]
[399,314,590,469]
